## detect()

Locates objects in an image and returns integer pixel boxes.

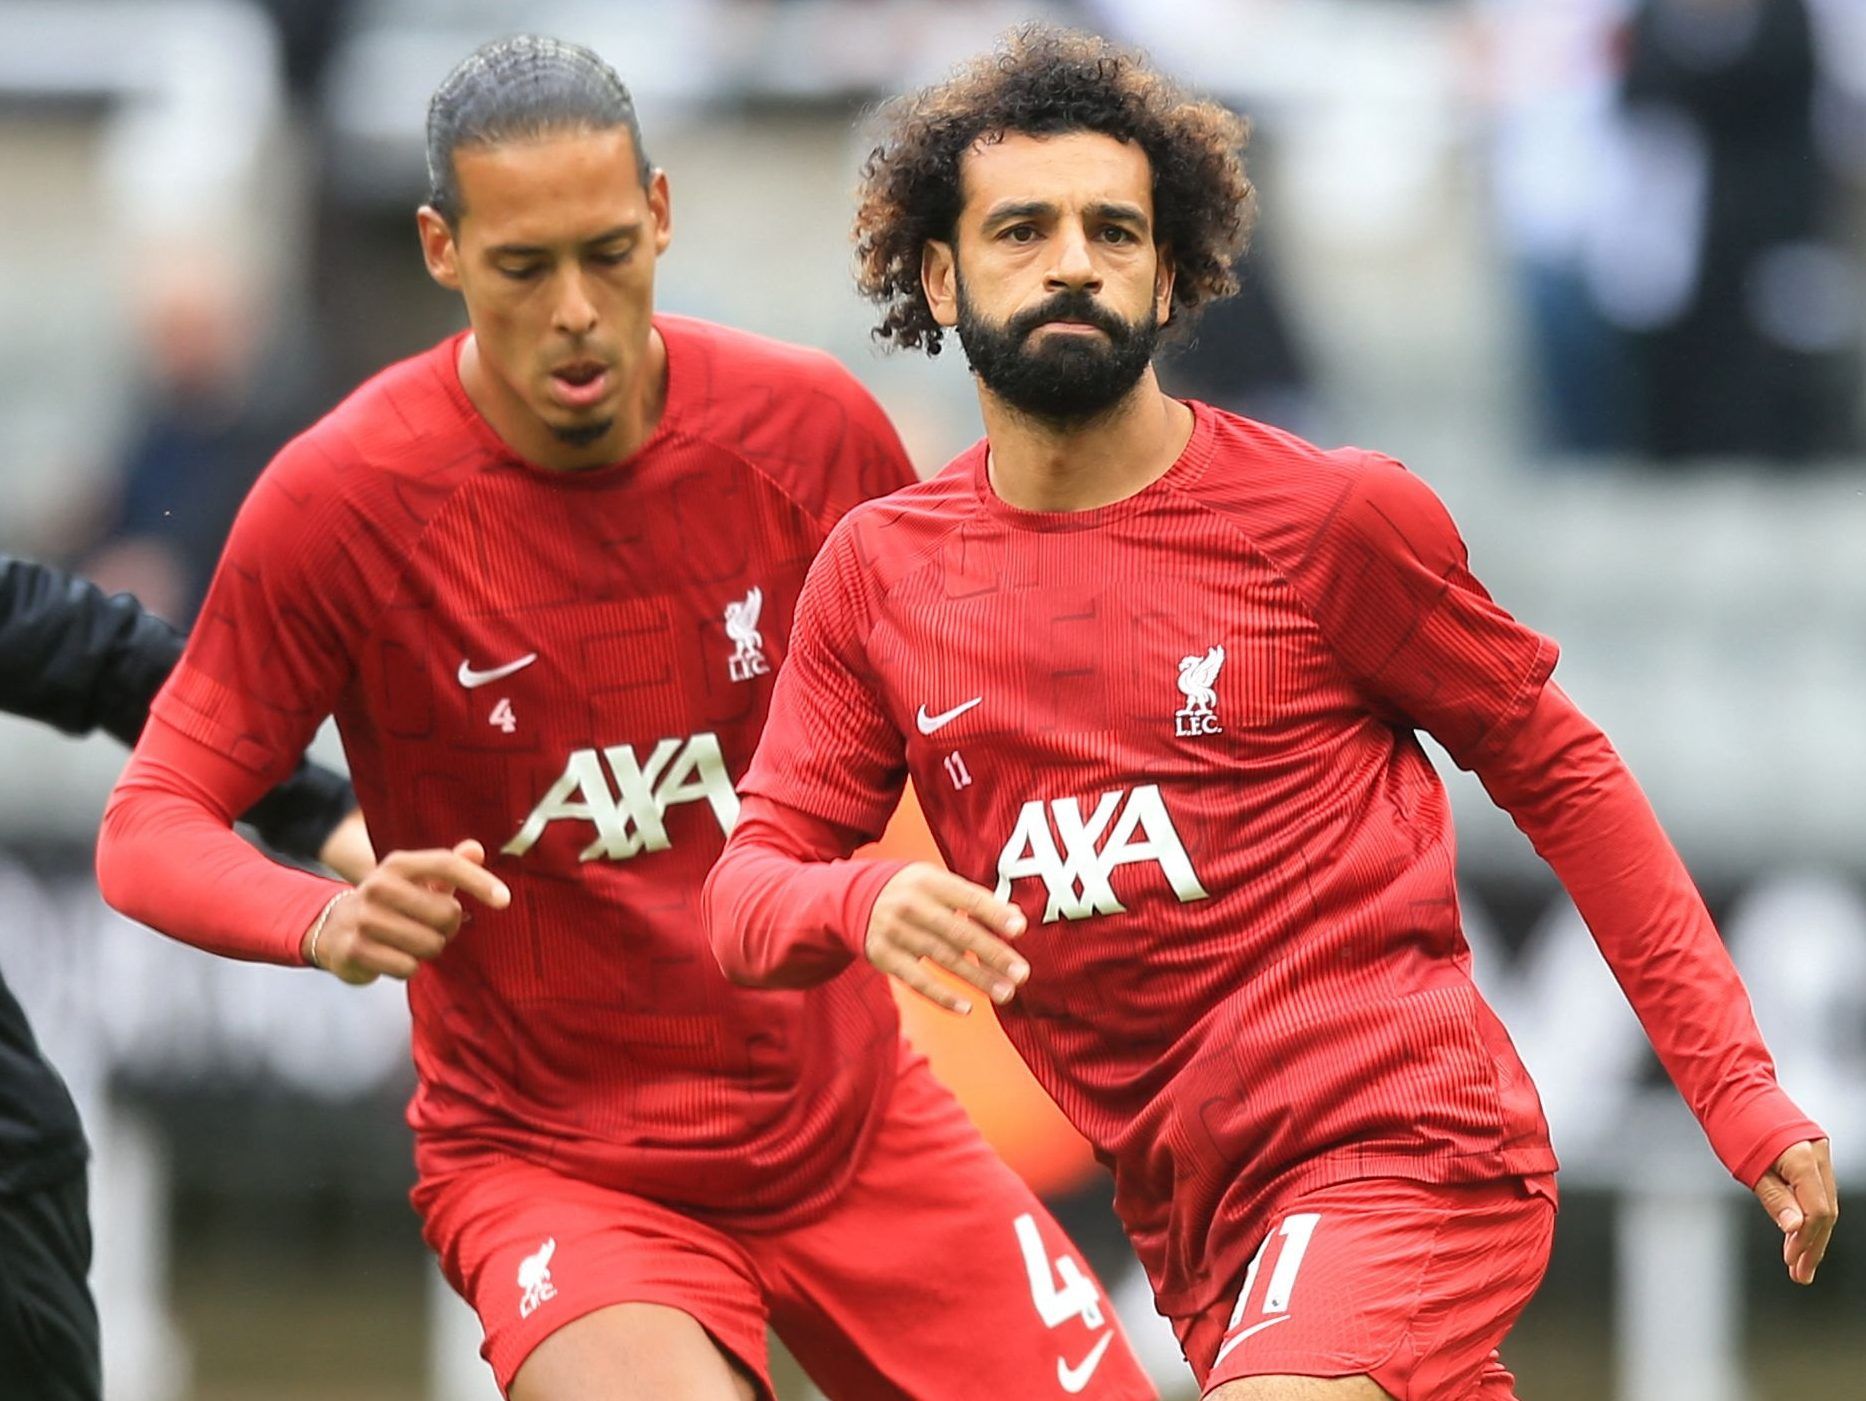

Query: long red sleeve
[703,795,909,989]
[1474,681,1822,1187]
[97,712,341,967]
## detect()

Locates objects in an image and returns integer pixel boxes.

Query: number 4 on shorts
[1214,1212,1320,1367]
[1013,1212,1105,1330]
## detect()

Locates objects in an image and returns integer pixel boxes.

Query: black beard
[550,418,614,448]
[955,281,1160,426]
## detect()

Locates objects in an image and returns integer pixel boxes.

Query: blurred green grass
[171,1233,1858,1401]
[154,1112,1857,1401]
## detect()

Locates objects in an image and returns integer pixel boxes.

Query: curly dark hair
[854,25,1254,355]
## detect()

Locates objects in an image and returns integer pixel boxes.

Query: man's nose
[552,269,599,336]
[1044,223,1103,294]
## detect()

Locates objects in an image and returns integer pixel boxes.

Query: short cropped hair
[854,24,1255,354]
[426,34,652,223]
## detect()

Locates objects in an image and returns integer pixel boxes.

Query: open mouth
[548,360,611,409]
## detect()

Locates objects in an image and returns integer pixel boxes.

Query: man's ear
[1154,244,1176,326]
[648,168,673,256]
[416,206,462,291]
[923,239,959,329]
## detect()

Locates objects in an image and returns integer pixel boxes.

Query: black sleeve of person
[0,553,354,863]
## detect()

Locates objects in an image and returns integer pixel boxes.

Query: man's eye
[1003,225,1038,243]
[499,264,543,282]
[592,250,632,267]
[1101,227,1135,243]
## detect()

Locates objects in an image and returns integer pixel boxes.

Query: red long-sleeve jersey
[98,316,919,1224]
[704,402,1820,1318]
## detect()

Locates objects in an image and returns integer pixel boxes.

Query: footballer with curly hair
[709,24,1835,1401]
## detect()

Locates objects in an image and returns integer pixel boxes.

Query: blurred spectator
[250,0,358,100]
[1467,0,1639,455]
[1156,240,1319,437]
[1079,5,1321,434]
[85,252,319,624]
[1595,0,1861,461]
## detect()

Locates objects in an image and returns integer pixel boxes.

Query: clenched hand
[303,839,510,985]
[1753,1138,1838,1285]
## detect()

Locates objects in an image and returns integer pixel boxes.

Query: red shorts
[413,1051,1154,1400]
[1177,1175,1556,1401]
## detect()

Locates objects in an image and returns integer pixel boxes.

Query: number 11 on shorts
[1214,1212,1320,1367]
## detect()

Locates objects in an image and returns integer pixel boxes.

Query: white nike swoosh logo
[457,653,538,689]
[915,696,982,734]
[1057,1331,1113,1394]
[1212,1313,1292,1369]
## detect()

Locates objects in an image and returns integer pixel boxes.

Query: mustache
[1008,291,1128,342]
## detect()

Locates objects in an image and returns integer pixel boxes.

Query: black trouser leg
[0,1171,101,1401]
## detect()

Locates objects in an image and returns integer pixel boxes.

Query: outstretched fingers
[863,864,1033,1014]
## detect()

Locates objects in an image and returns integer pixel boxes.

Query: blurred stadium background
[1,0,1862,1397]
